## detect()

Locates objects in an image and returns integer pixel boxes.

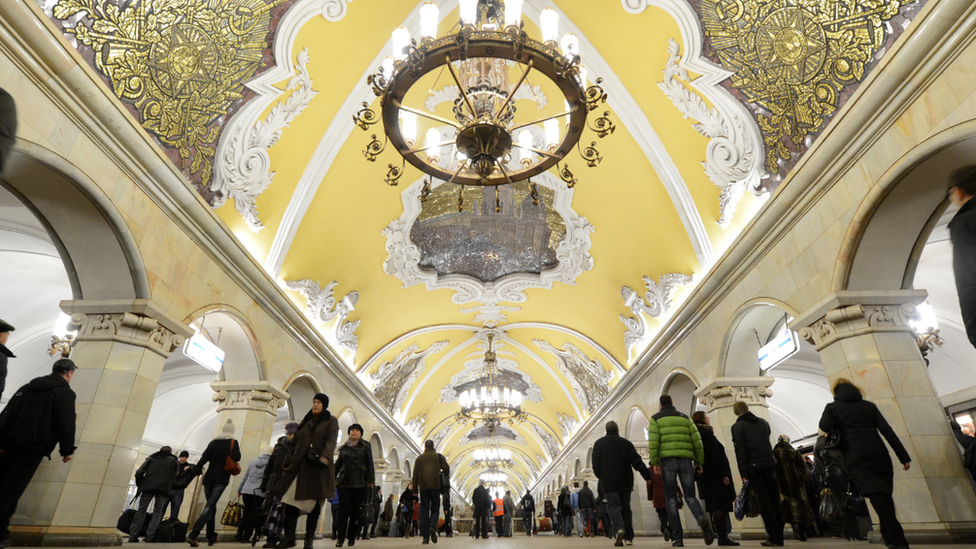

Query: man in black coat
[592,420,652,547]
[730,401,784,547]
[578,480,595,537]
[518,491,535,536]
[471,480,492,539]
[130,446,180,542]
[0,320,14,397]
[0,358,77,547]
[161,450,197,521]
[948,165,976,349]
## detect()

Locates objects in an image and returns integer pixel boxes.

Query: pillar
[10,299,192,546]
[793,290,976,542]
[696,377,776,539]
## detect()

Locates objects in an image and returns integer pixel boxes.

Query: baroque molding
[532,339,614,414]
[369,341,450,415]
[285,279,360,358]
[619,273,694,354]
[659,38,765,227]
[557,413,579,442]
[405,414,426,442]
[211,48,318,231]
[382,173,594,327]
[797,302,920,351]
[695,377,775,411]
[60,299,193,358]
[530,421,561,460]
[210,381,289,414]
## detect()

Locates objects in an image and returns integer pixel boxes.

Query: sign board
[184,333,225,372]
[758,324,799,371]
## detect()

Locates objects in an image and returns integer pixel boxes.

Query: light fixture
[356,0,614,210]
[911,301,944,367]
[472,445,514,468]
[455,334,527,426]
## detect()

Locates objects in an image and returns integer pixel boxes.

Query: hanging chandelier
[472,445,514,468]
[354,0,614,212]
[456,334,527,425]
[480,469,508,484]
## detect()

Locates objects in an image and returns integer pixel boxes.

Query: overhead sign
[184,333,225,373]
[758,324,799,371]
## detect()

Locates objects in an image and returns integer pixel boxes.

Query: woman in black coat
[188,420,242,547]
[819,379,911,549]
[692,412,738,547]
[333,423,375,547]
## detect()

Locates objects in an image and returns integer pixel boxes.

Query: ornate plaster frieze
[463,425,526,446]
[285,279,360,358]
[659,38,765,227]
[369,340,450,415]
[557,413,579,441]
[619,273,694,354]
[533,339,614,414]
[61,299,193,358]
[431,418,458,451]
[212,48,317,231]
[382,173,594,327]
[695,377,775,411]
[439,336,543,404]
[405,414,426,442]
[530,422,561,460]
[424,84,547,112]
[210,380,289,414]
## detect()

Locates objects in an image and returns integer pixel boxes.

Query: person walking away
[333,423,374,547]
[502,490,515,537]
[592,420,653,547]
[130,446,179,542]
[578,481,595,536]
[0,358,77,548]
[519,491,535,536]
[413,439,450,544]
[268,395,338,549]
[813,433,859,540]
[947,165,976,349]
[571,486,581,536]
[260,424,298,549]
[0,320,15,397]
[399,483,416,537]
[381,494,394,536]
[819,379,912,549]
[731,401,784,547]
[187,419,242,547]
[557,487,573,537]
[691,411,739,547]
[492,494,504,536]
[237,447,271,543]
[471,480,491,539]
[648,395,714,547]
[648,466,677,542]
[163,451,197,522]
[773,435,816,541]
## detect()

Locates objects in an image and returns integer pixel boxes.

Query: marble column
[10,299,192,547]
[793,290,976,542]
[696,377,776,539]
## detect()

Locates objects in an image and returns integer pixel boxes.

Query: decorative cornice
[60,299,193,358]
[694,377,775,411]
[285,279,360,359]
[532,339,614,415]
[530,421,560,460]
[791,290,926,351]
[619,273,694,354]
[382,173,593,327]
[405,414,426,443]
[658,38,765,227]
[557,413,579,441]
[210,380,289,414]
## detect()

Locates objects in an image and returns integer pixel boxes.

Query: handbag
[439,470,450,489]
[733,481,749,521]
[224,440,241,475]
[221,495,243,527]
[263,498,285,537]
[820,487,844,523]
[307,444,330,468]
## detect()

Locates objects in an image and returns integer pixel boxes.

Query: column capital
[60,299,194,357]
[210,380,289,414]
[374,457,389,472]
[790,290,926,350]
[695,377,775,411]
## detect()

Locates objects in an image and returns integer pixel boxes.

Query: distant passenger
[333,422,374,548]
[592,420,652,547]
[413,439,449,544]
[130,446,179,543]
[731,401,784,547]
[947,165,976,349]
[187,419,241,547]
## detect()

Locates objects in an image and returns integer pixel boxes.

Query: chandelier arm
[445,162,466,185]
[445,55,478,120]
[491,58,534,124]
[403,140,458,156]
[397,104,462,130]
[514,145,560,160]
[494,158,515,185]
[508,110,574,133]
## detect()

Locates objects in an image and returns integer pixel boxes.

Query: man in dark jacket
[0,319,14,397]
[162,450,197,521]
[578,480,595,537]
[0,358,77,547]
[730,401,784,546]
[592,420,652,547]
[948,165,976,348]
[413,439,450,544]
[519,491,535,536]
[130,446,180,542]
[0,87,15,173]
[471,480,492,539]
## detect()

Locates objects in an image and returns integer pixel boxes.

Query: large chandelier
[354,0,614,211]
[472,446,514,468]
[456,334,527,425]
[480,469,508,485]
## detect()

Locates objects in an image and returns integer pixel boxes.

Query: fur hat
[285,421,300,435]
[313,393,329,408]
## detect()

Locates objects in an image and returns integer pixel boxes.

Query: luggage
[155,519,176,543]
[117,509,137,535]
[172,520,188,543]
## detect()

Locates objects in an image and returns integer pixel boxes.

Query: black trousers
[335,487,366,543]
[748,466,785,544]
[473,510,489,538]
[306,502,321,540]
[0,448,44,541]
[867,493,907,547]
[237,493,263,541]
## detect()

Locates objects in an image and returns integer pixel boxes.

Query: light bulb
[381,56,395,81]
[577,65,587,87]
[420,2,439,40]
[505,0,523,28]
[459,0,477,25]
[545,119,559,150]
[540,8,559,44]
[560,33,579,58]
[518,130,533,164]
[400,110,417,145]
[392,26,411,61]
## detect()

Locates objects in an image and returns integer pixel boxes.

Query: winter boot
[276,506,300,549]
[714,514,739,547]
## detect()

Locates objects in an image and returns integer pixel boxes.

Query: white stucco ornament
[285,279,360,358]
[619,273,694,354]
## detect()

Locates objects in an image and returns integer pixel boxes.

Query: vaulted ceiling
[38,0,921,495]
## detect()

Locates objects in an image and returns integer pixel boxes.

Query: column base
[9,526,122,547]
[869,526,976,545]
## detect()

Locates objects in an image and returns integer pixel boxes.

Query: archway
[625,407,648,443]
[662,372,700,416]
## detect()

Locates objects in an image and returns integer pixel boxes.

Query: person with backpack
[557,486,573,537]
[187,419,241,547]
[519,491,535,536]
[129,446,179,543]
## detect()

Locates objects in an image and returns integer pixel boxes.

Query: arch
[337,408,358,442]
[403,459,412,480]
[585,446,593,470]
[388,447,400,471]
[625,406,649,442]
[718,298,800,378]
[368,432,385,459]
[573,458,582,478]
[284,374,319,422]
[662,371,700,416]
[1,143,150,300]
[183,307,266,382]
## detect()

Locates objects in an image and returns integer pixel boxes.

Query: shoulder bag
[220,494,243,526]
[224,439,242,475]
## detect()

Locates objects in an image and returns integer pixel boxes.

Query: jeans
[419,489,441,541]
[0,448,44,541]
[164,489,185,520]
[560,515,573,536]
[191,484,227,542]
[580,508,594,535]
[748,465,785,544]
[522,511,534,535]
[130,491,169,541]
[604,491,633,541]
[494,515,503,535]
[661,457,705,543]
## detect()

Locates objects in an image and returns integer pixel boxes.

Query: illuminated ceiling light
[355,0,614,203]
[456,334,527,426]
[400,110,417,147]
[912,301,944,367]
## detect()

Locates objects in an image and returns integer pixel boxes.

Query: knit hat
[313,393,329,408]
[348,423,364,435]
[220,419,235,437]
[0,319,14,333]
[52,358,77,373]
[285,421,300,435]
[179,450,190,458]
[777,434,791,444]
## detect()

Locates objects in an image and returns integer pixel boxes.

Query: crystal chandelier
[480,469,508,484]
[456,334,527,425]
[354,0,614,212]
[472,445,514,468]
